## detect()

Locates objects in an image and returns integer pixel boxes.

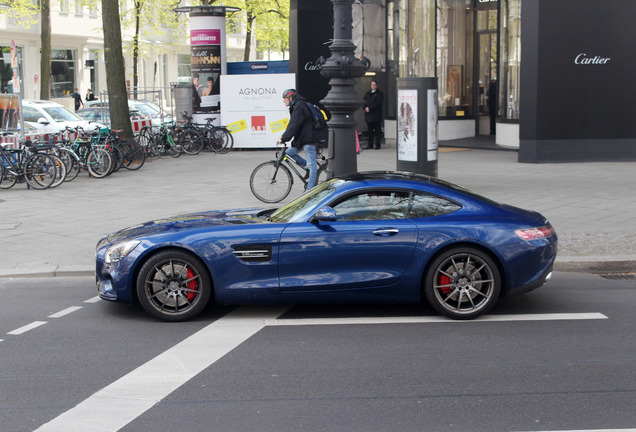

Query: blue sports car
[95,172,557,321]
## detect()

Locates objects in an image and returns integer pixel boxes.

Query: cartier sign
[574,53,611,65]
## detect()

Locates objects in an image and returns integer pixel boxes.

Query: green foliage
[217,0,290,59]
[0,0,40,27]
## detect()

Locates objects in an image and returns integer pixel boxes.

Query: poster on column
[190,11,226,122]
[221,73,296,148]
[397,89,418,162]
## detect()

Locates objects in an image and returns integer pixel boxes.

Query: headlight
[105,240,141,263]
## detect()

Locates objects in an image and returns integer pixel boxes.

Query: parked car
[76,107,145,125]
[95,172,558,322]
[85,99,174,126]
[22,100,103,134]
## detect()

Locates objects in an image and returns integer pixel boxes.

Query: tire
[109,144,124,173]
[24,153,56,189]
[423,246,501,320]
[179,129,204,155]
[120,140,146,170]
[250,161,293,203]
[58,148,81,182]
[48,154,68,188]
[136,250,212,322]
[207,128,233,154]
[0,159,17,189]
[86,148,113,178]
[136,127,156,157]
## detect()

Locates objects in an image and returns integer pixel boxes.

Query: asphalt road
[1,272,635,432]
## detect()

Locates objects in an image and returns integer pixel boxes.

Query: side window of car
[332,191,410,221]
[23,107,43,123]
[408,192,461,218]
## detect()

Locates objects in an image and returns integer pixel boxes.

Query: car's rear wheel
[136,250,212,321]
[423,246,500,320]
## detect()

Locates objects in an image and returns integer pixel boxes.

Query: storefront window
[437,0,474,118]
[500,0,521,120]
[177,54,191,83]
[50,49,77,98]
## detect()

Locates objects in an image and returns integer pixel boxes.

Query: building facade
[291,0,635,162]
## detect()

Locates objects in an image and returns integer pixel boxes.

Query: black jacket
[281,95,315,148]
[363,89,384,123]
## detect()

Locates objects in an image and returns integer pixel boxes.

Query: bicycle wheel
[24,153,56,189]
[58,148,81,182]
[108,144,124,173]
[0,156,17,189]
[208,128,234,154]
[179,129,204,155]
[250,161,293,203]
[120,140,146,170]
[86,148,113,178]
[48,154,68,188]
[136,127,156,157]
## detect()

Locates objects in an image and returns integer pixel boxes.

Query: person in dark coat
[72,88,84,111]
[488,79,497,135]
[363,80,384,149]
[278,89,318,189]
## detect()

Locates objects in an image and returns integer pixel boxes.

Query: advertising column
[396,77,438,177]
[190,11,226,125]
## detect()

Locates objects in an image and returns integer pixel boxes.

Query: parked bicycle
[0,135,58,190]
[174,113,204,155]
[249,143,328,203]
[201,117,234,154]
[137,124,182,158]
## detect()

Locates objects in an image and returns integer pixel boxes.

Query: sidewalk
[1,138,635,278]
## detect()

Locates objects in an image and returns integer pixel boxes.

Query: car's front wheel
[136,250,212,321]
[423,247,501,319]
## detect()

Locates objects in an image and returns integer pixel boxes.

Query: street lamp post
[318,0,370,177]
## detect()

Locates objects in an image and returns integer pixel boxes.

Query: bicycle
[201,117,234,154]
[249,143,328,203]
[0,136,58,190]
[174,112,205,155]
[137,124,182,158]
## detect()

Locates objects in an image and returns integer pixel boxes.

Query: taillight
[515,226,554,240]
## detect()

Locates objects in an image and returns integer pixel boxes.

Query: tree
[40,0,51,100]
[102,0,133,137]
[220,0,289,61]
[120,0,187,97]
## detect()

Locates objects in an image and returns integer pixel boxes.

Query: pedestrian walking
[363,80,384,149]
[72,88,84,111]
[278,88,318,189]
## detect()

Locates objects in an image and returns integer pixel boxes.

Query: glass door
[474,6,498,135]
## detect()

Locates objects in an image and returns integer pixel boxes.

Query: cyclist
[278,88,318,189]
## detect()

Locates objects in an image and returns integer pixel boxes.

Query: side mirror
[37,118,50,125]
[313,206,336,222]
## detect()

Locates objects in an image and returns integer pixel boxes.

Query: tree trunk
[133,0,142,99]
[102,0,133,137]
[244,14,254,61]
[40,0,51,100]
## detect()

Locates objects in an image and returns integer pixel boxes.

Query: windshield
[43,106,82,122]
[129,102,159,116]
[268,179,349,223]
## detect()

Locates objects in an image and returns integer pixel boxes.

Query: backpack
[304,102,329,147]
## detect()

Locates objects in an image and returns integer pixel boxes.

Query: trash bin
[396,77,438,177]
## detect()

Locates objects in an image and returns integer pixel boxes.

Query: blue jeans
[285,144,317,189]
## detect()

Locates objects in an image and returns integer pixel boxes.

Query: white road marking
[269,312,608,326]
[7,321,47,335]
[32,309,609,431]
[513,429,636,432]
[48,306,83,318]
[33,305,290,432]
[84,296,101,304]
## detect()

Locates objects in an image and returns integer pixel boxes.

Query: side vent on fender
[232,244,272,262]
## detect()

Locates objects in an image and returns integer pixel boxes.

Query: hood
[103,208,266,245]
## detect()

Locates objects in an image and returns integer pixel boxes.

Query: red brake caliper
[186,268,198,301]
[439,275,452,294]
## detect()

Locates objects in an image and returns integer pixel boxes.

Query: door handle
[373,228,399,236]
